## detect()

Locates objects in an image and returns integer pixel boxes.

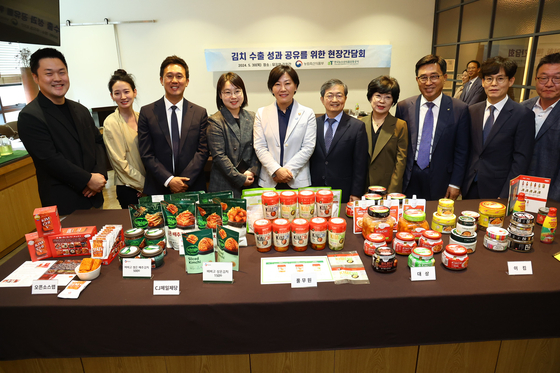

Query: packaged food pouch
[199,191,234,222]
[222,198,247,246]
[129,203,164,229]
[182,229,214,273]
[196,203,223,230]
[241,187,275,233]
[217,226,240,271]
[162,201,196,253]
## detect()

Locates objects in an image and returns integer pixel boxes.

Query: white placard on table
[291,273,317,288]
[153,280,180,295]
[122,259,152,278]
[31,280,58,294]
[260,256,333,285]
[203,262,233,283]
[507,261,533,275]
[410,267,437,281]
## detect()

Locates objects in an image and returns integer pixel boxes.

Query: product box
[33,206,61,237]
[48,226,97,258]
[90,225,124,265]
[25,232,52,262]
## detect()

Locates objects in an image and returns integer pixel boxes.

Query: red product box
[25,232,52,262]
[102,229,124,266]
[33,206,62,237]
[48,226,98,258]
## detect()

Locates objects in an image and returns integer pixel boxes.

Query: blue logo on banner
[295,60,303,68]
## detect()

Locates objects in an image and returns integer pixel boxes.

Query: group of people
[18,48,560,216]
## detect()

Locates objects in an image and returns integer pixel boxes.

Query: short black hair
[320,79,348,97]
[267,65,299,92]
[467,60,481,68]
[216,72,248,110]
[536,52,560,75]
[415,54,447,77]
[160,55,189,79]
[480,56,517,79]
[366,76,400,105]
[108,69,136,93]
[30,48,68,75]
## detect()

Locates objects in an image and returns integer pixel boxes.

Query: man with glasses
[522,52,560,201]
[463,56,535,199]
[310,79,368,202]
[138,55,209,194]
[460,60,487,105]
[396,54,470,201]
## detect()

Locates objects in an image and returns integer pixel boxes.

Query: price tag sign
[203,262,233,283]
[122,259,152,278]
[153,280,180,295]
[291,273,317,288]
[507,261,533,275]
[410,267,436,281]
[31,280,58,294]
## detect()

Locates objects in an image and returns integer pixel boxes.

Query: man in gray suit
[460,60,486,105]
[522,52,560,202]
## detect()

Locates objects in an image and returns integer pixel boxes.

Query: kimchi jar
[309,217,328,250]
[272,219,290,252]
[298,190,315,220]
[397,209,429,241]
[280,191,297,221]
[262,191,280,220]
[316,190,334,218]
[362,205,395,243]
[253,219,272,252]
[291,218,309,251]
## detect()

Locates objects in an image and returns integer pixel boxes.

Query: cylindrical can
[262,191,280,220]
[509,212,535,235]
[408,247,435,267]
[316,190,334,218]
[393,231,417,256]
[456,216,476,237]
[145,228,166,255]
[309,217,328,250]
[437,198,455,216]
[483,227,509,252]
[478,201,506,231]
[368,186,387,197]
[291,218,309,251]
[364,193,383,203]
[442,244,468,270]
[449,228,477,254]
[364,233,386,256]
[536,207,549,225]
[253,219,272,252]
[280,191,298,221]
[461,210,480,230]
[298,190,315,220]
[431,212,456,234]
[140,245,164,269]
[419,230,444,254]
[372,246,398,273]
[272,219,290,252]
[328,217,346,251]
[508,230,534,253]
[124,228,145,248]
[118,245,141,264]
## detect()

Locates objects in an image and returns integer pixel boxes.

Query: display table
[1,199,559,373]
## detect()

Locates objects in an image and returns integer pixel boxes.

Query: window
[0,42,25,124]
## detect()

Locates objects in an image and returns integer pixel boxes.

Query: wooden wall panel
[416,341,501,373]
[334,346,418,373]
[165,354,250,373]
[250,351,335,373]
[0,358,83,373]
[495,338,560,373]
[81,356,167,373]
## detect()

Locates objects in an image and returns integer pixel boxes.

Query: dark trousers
[275,183,293,190]
[464,181,480,199]
[404,163,431,200]
[116,185,140,209]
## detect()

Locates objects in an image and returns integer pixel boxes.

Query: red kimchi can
[316,190,334,218]
[262,191,280,220]
[291,218,309,252]
[309,217,328,250]
[253,219,272,253]
[272,219,290,252]
[298,190,315,220]
[364,233,386,256]
[393,231,417,255]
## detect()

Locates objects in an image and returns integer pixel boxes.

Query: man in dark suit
[138,56,209,195]
[463,56,535,199]
[310,79,368,203]
[18,48,107,215]
[460,60,487,105]
[522,52,560,202]
[396,54,470,201]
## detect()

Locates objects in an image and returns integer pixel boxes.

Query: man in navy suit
[310,79,368,203]
[138,56,209,195]
[463,56,535,199]
[522,52,560,202]
[396,55,470,201]
[460,60,487,105]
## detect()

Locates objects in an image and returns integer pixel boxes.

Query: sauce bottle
[540,207,557,244]
[513,192,526,213]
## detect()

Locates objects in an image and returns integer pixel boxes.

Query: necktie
[171,105,180,172]
[417,102,435,170]
[483,105,495,145]
[325,118,336,152]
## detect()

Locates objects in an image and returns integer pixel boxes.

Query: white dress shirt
[163,96,184,186]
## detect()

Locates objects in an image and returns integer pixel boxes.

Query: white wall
[58,0,435,116]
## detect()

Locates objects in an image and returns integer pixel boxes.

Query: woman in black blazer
[207,72,260,197]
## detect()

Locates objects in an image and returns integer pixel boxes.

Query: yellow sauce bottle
[513,192,526,213]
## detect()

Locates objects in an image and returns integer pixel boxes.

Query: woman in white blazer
[254,65,316,189]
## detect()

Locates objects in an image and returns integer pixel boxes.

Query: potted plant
[15,48,39,104]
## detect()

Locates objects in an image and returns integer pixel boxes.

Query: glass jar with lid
[398,209,429,241]
[408,247,435,267]
[362,205,396,243]
[393,231,417,255]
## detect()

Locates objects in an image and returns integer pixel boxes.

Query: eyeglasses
[483,76,509,84]
[417,75,442,83]
[536,76,560,85]
[325,93,345,101]
[221,89,243,98]
[372,93,393,102]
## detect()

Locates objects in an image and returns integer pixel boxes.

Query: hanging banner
[205,45,391,72]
